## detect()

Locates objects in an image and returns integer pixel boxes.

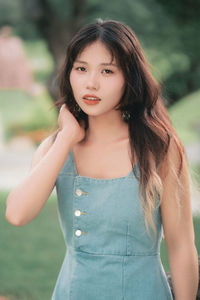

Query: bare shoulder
[30,130,59,170]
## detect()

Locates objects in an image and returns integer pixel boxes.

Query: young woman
[6,19,198,299]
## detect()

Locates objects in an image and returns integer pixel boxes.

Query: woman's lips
[83,95,101,105]
[83,99,101,105]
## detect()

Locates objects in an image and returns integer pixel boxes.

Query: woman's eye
[76,67,86,72]
[103,69,113,74]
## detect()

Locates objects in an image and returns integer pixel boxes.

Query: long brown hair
[53,19,187,241]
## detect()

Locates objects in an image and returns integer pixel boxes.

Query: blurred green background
[0,0,199,299]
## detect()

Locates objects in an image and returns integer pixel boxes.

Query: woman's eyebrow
[74,60,117,66]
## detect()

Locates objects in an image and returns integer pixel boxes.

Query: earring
[122,110,131,121]
[75,103,81,112]
[73,103,81,115]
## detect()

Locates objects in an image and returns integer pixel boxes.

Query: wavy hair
[53,19,187,242]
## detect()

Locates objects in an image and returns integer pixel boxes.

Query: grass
[0,191,65,300]
[0,190,199,299]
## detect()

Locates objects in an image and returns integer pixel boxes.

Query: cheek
[69,72,80,94]
[115,76,125,95]
[69,72,75,89]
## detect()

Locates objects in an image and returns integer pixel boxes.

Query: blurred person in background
[0,26,34,93]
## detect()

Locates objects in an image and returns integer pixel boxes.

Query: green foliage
[155,0,200,23]
[84,0,199,101]
[84,0,177,51]
[0,0,199,101]
[23,39,54,83]
[145,49,190,82]
[0,38,56,143]
[15,21,41,40]
[47,0,73,19]
[15,91,56,131]
[0,90,33,128]
[0,0,24,26]
[155,0,200,100]
[0,89,57,142]
[168,89,200,144]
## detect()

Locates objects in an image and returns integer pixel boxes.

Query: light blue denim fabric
[51,150,173,300]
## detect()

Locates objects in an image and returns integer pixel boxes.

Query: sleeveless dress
[51,149,173,300]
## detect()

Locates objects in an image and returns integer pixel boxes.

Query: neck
[84,110,129,145]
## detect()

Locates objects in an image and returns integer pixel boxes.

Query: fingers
[60,104,66,113]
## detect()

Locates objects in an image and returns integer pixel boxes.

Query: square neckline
[70,149,138,181]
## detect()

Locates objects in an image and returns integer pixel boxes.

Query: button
[74,210,81,216]
[76,189,83,196]
[75,189,89,196]
[75,229,82,236]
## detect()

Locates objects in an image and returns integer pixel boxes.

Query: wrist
[57,128,76,147]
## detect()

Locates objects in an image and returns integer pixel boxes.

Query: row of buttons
[74,189,88,237]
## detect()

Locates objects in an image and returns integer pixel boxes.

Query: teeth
[84,97,100,100]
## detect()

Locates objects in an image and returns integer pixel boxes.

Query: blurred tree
[0,0,38,38]
[25,0,86,68]
[155,0,200,103]
[24,0,178,101]
[24,0,87,99]
[0,0,23,26]
[0,0,198,104]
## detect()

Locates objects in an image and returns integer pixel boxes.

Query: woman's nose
[86,72,99,90]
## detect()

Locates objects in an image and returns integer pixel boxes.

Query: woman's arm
[159,138,199,300]
[6,129,74,226]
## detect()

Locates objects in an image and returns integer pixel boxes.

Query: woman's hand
[58,103,86,145]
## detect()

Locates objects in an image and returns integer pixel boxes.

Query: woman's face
[69,40,125,118]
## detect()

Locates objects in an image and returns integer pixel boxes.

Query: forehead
[76,41,117,64]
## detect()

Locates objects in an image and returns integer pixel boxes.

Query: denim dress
[51,149,173,300]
